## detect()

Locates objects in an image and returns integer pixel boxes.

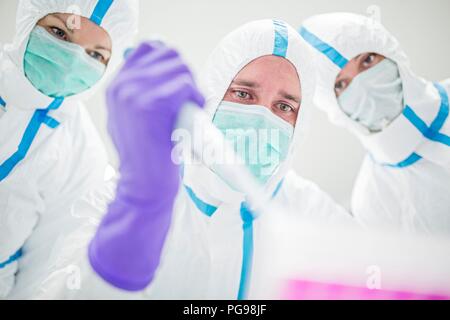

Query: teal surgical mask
[212,101,294,185]
[23,26,106,98]
[338,59,404,133]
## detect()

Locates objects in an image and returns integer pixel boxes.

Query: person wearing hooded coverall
[300,13,450,235]
[18,19,354,300]
[0,0,139,298]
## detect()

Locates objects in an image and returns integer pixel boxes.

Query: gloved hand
[89,42,205,291]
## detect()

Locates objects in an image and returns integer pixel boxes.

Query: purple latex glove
[88,42,205,291]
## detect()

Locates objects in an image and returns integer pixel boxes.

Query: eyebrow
[95,45,112,53]
[52,14,74,34]
[280,90,301,104]
[232,79,260,88]
[52,14,111,54]
[232,79,300,104]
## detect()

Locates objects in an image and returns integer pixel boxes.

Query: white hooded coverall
[0,0,139,298]
[301,13,450,235]
[13,19,353,300]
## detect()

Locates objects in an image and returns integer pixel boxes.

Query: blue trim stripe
[298,29,449,163]
[46,98,63,110]
[183,177,284,300]
[184,185,218,217]
[383,82,449,168]
[0,249,22,269]
[0,96,6,107]
[238,202,254,300]
[403,105,429,133]
[384,153,422,169]
[402,83,450,147]
[273,20,289,58]
[238,180,283,299]
[299,27,348,69]
[0,98,63,181]
[42,115,60,129]
[90,0,114,26]
[272,179,284,199]
[431,131,450,146]
[184,178,284,218]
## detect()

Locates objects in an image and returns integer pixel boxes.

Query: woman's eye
[235,91,250,100]
[88,51,105,62]
[50,27,67,41]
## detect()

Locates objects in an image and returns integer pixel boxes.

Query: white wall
[1,0,449,208]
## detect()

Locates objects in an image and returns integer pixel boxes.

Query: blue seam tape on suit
[184,185,218,217]
[0,96,6,107]
[299,27,348,69]
[402,83,450,147]
[273,20,289,58]
[300,30,450,167]
[237,182,284,300]
[299,28,449,167]
[183,187,255,300]
[90,0,114,25]
[383,83,449,168]
[0,249,22,269]
[385,153,422,168]
[185,179,285,300]
[0,98,63,181]
[298,28,450,149]
[237,203,254,300]
[272,179,284,198]
[41,115,60,129]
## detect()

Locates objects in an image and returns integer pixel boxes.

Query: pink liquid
[282,279,450,300]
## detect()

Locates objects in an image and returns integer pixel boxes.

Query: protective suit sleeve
[88,42,205,291]
[1,103,110,299]
[351,155,450,235]
[350,156,402,230]
[0,176,40,298]
[0,77,38,295]
[29,180,147,300]
[280,170,356,227]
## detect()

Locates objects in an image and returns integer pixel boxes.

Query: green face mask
[23,26,106,98]
[212,101,294,185]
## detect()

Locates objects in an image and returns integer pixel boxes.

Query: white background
[1,0,449,208]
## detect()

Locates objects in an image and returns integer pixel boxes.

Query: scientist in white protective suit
[0,0,139,298]
[17,19,354,300]
[300,13,450,235]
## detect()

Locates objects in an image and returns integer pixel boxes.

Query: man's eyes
[362,53,376,66]
[234,90,251,100]
[335,80,348,91]
[277,103,294,113]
